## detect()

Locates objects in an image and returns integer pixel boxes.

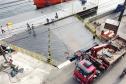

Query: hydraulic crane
[73,42,126,84]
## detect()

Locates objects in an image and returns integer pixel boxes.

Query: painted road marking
[57,60,72,69]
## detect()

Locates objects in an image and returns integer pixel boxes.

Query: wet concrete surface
[4,24,68,64]
[4,16,100,65]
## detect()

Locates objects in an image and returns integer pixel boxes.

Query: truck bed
[105,48,126,65]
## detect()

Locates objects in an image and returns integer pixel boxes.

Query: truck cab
[73,59,96,84]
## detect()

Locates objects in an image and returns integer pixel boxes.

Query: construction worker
[51,19,54,24]
[31,24,34,30]
[46,18,49,24]
[55,12,58,19]
[26,23,31,30]
[26,23,32,34]
[0,26,5,34]
[93,30,96,40]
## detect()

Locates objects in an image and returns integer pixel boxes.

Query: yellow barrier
[85,22,96,33]
[84,21,101,39]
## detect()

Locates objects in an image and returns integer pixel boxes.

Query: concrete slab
[0,52,54,84]
[5,16,101,65]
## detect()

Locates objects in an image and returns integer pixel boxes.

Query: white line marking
[58,60,72,69]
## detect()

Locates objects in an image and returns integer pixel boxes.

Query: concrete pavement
[0,0,97,40]
[0,52,54,84]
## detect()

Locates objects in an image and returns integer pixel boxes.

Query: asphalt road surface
[5,16,100,65]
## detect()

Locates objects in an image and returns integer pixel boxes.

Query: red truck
[33,0,70,9]
[73,59,96,84]
[73,37,126,84]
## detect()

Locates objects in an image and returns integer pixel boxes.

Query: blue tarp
[114,4,125,13]
[80,0,87,5]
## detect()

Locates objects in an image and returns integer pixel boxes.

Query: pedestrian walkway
[0,0,124,40]
[0,0,97,40]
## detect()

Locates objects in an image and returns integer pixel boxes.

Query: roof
[77,59,95,75]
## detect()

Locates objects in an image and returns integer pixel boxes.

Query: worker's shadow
[32,29,36,37]
[112,75,125,84]
[27,29,37,37]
